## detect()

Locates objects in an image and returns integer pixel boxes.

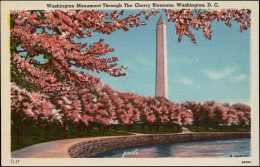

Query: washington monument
[156,16,168,99]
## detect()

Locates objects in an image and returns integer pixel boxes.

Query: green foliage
[11,68,37,92]
[10,17,15,29]
[139,115,146,123]
[10,39,21,51]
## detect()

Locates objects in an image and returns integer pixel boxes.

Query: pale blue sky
[30,10,250,105]
[74,10,250,105]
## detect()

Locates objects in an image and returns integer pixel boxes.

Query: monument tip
[157,15,165,25]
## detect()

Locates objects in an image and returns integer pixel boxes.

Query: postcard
[1,0,259,166]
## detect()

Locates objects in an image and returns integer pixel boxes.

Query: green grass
[12,122,249,152]
[11,123,182,152]
[116,124,182,134]
[185,124,251,132]
[11,123,134,152]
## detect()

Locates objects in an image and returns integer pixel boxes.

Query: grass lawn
[185,124,251,132]
[12,122,249,152]
[11,123,182,152]
[116,124,182,134]
[11,123,134,152]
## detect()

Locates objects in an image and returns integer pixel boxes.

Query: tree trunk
[156,124,159,132]
[18,132,23,145]
[77,123,82,137]
[148,124,151,131]
[17,130,24,145]
[141,125,145,134]
[55,124,61,136]
[215,121,219,130]
[82,125,86,136]
[126,125,132,132]
[86,126,90,136]
[44,123,51,139]
[103,126,106,135]
[114,125,118,132]
[204,119,209,130]
[168,125,171,130]
[177,125,180,132]
[195,119,199,132]
[196,123,198,132]
[90,125,93,136]
[63,122,67,138]
[164,125,167,132]
[14,121,29,145]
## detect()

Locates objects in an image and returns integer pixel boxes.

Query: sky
[72,10,251,105]
[38,9,251,105]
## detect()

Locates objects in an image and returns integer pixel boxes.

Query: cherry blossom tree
[108,90,124,132]
[157,97,187,132]
[78,83,103,136]
[218,103,233,130]
[222,106,239,131]
[157,98,169,124]
[10,10,161,90]
[138,97,151,133]
[95,88,117,135]
[117,92,140,132]
[202,101,217,130]
[11,83,62,144]
[213,103,229,130]
[231,103,251,126]
[10,10,159,140]
[164,9,251,44]
[169,103,192,132]
[168,103,181,131]
[178,106,193,127]
[148,98,162,132]
[54,94,82,138]
[137,96,157,132]
[183,101,203,132]
[80,92,96,136]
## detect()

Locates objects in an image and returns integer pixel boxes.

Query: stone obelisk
[156,16,168,98]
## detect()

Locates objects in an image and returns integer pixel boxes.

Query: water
[89,138,250,158]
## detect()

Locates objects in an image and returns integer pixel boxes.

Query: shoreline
[11,132,250,158]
